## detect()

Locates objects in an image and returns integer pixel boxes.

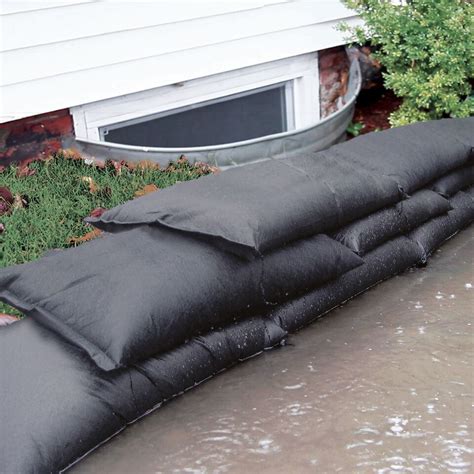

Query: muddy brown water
[73,230,473,474]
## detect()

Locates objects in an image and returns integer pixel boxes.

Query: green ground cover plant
[347,121,365,137]
[342,0,473,126]
[0,153,215,316]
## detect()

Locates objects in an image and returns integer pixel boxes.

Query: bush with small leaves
[341,0,473,126]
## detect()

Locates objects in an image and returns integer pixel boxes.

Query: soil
[352,88,403,135]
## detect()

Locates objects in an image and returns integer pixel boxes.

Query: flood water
[73,230,473,474]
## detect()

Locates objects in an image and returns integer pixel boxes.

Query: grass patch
[0,153,215,316]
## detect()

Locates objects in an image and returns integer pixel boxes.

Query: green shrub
[341,0,473,126]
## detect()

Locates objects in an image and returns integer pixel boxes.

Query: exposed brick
[319,47,348,70]
[320,70,340,86]
[319,46,350,118]
[42,114,73,136]
[0,109,74,166]
[319,53,339,70]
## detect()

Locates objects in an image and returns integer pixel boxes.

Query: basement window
[101,83,290,147]
[71,53,320,147]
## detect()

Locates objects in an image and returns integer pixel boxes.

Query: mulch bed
[352,88,402,135]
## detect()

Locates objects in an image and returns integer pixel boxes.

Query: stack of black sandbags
[0,118,472,473]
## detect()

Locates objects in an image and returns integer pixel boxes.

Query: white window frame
[100,81,293,141]
[71,52,319,143]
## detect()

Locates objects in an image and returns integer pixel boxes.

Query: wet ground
[73,229,473,474]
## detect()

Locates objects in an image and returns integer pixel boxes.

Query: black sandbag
[328,117,473,194]
[407,189,474,262]
[282,151,404,228]
[268,236,423,333]
[0,318,152,474]
[401,189,452,228]
[332,206,406,255]
[464,185,474,200]
[87,153,402,258]
[430,163,474,197]
[0,226,361,370]
[134,316,286,402]
[332,189,451,255]
[0,316,285,473]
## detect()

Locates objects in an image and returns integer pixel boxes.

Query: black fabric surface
[329,117,473,194]
[134,316,286,403]
[430,163,474,197]
[87,153,402,257]
[0,228,362,370]
[407,189,474,262]
[268,236,423,333]
[0,316,285,473]
[0,318,147,473]
[332,189,451,255]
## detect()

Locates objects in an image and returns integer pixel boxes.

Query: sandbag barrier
[0,118,473,473]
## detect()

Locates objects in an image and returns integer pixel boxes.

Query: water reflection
[73,230,473,473]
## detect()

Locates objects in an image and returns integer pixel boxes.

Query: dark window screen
[103,86,287,147]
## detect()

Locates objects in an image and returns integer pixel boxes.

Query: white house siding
[0,0,360,123]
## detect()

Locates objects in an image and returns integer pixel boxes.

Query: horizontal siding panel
[0,17,362,122]
[0,1,91,15]
[0,0,287,51]
[2,2,355,86]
